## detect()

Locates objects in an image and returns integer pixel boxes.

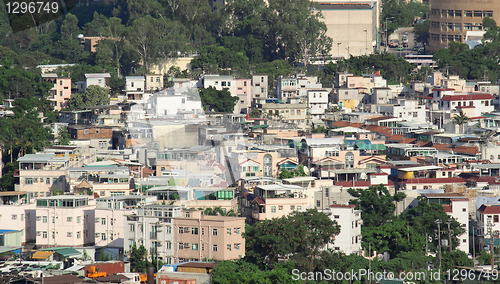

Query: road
[385,27,416,58]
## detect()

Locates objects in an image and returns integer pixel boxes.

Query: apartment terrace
[18,154,70,171]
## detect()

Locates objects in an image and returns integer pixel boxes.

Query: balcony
[150,232,157,239]
[252,212,266,220]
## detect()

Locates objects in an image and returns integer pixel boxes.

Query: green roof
[250,124,269,131]
[54,248,81,258]
[357,143,386,150]
[483,113,496,118]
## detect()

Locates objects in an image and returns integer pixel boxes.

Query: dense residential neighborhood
[2,0,500,283]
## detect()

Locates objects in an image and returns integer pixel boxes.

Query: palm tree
[452,110,471,134]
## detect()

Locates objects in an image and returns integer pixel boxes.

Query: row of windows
[37,215,82,223]
[178,227,241,236]
[96,232,114,240]
[430,34,464,43]
[270,205,302,213]
[431,9,493,18]
[96,217,115,225]
[431,22,483,32]
[178,243,241,251]
[25,177,61,185]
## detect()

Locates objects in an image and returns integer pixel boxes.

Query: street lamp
[364,30,368,55]
[435,219,442,270]
[385,17,394,53]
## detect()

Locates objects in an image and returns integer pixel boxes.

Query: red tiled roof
[432,144,451,151]
[443,205,452,213]
[433,88,455,91]
[332,121,351,127]
[253,196,265,205]
[335,181,371,187]
[478,204,500,214]
[217,163,226,172]
[403,177,466,184]
[400,138,417,144]
[329,204,356,208]
[350,123,364,128]
[387,135,405,141]
[239,159,260,165]
[453,145,479,155]
[415,140,432,147]
[358,156,387,164]
[441,94,494,101]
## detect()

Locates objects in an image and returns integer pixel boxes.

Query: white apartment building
[94,195,157,248]
[85,73,111,92]
[370,100,427,123]
[125,76,146,101]
[307,89,329,121]
[0,203,36,245]
[324,204,362,255]
[124,205,182,265]
[146,95,203,117]
[28,196,94,248]
[426,88,494,120]
[251,74,268,102]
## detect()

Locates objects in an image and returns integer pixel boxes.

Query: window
[290,205,295,211]
[212,245,218,251]
[297,206,302,210]
[464,23,472,31]
[191,228,198,235]
[271,206,276,213]
[201,228,204,235]
[129,224,135,232]
[67,217,73,222]
[43,216,47,223]
[52,232,55,239]
[166,226,171,234]
[221,81,226,86]
[166,241,171,249]
[235,228,240,234]
[11,214,17,220]
[474,11,482,17]
[191,244,198,250]
[67,232,72,237]
[101,233,106,240]
[462,208,466,212]
[345,152,354,169]
[179,243,184,249]
[131,82,134,88]
[465,10,472,17]
[455,10,462,17]
[227,244,232,251]
[46,178,51,185]
[21,214,24,221]
[25,178,33,185]
[179,227,184,234]
[227,228,232,235]
[43,231,47,238]
[101,218,106,225]
[185,212,190,218]
[77,216,81,223]
[463,239,467,243]
[95,218,100,223]
[279,205,283,210]
[484,11,493,18]
[213,229,218,236]
[334,215,340,219]
[317,200,321,207]
[494,215,499,223]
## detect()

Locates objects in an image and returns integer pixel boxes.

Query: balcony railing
[150,232,157,239]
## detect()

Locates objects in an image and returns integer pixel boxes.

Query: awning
[250,124,269,131]
[32,251,54,259]
[55,248,81,258]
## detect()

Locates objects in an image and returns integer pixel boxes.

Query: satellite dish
[303,167,310,175]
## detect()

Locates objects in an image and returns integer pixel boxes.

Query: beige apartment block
[28,196,94,248]
[429,0,500,51]
[173,210,245,262]
[42,74,72,111]
[18,154,69,198]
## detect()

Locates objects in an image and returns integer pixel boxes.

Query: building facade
[429,0,500,51]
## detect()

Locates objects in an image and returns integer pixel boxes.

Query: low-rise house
[68,166,132,197]
[68,125,113,150]
[85,73,111,92]
[145,74,164,93]
[124,76,146,101]
[18,154,70,198]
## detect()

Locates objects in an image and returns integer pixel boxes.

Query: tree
[198,86,237,113]
[211,260,302,284]
[452,110,471,134]
[60,13,80,41]
[278,165,307,180]
[348,184,406,228]
[67,85,110,110]
[203,207,237,217]
[56,127,70,145]
[130,244,148,273]
[244,209,340,271]
[413,20,429,45]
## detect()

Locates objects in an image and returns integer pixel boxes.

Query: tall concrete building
[313,0,381,59]
[429,0,500,51]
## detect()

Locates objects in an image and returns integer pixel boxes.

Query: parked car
[389,39,399,48]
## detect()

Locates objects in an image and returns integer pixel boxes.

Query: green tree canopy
[67,85,110,110]
[198,86,237,113]
[244,209,340,271]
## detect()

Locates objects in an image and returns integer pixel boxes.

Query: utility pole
[364,30,368,55]
[337,43,341,60]
[435,219,442,270]
[446,220,452,253]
